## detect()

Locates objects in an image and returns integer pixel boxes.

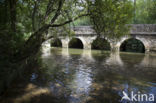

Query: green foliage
[92,38,111,50]
[73,17,91,26]
[148,0,156,23]
[51,38,62,47]
[120,38,145,53]
[89,0,133,41]
[134,0,156,24]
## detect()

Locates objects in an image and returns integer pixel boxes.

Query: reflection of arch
[69,38,83,49]
[120,38,145,53]
[91,37,111,50]
[105,52,124,66]
[120,53,144,65]
[81,50,94,61]
[140,54,156,68]
[51,38,62,47]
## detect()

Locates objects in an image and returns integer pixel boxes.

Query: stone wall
[129,24,156,32]
[47,24,156,53]
[72,25,156,35]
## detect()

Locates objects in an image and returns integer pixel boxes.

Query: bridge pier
[110,42,120,53]
[144,36,156,53]
[145,48,150,54]
[111,46,120,52]
[80,36,96,50]
[42,40,51,55]
[42,40,51,49]
[83,42,92,49]
[61,37,70,48]
[84,44,91,49]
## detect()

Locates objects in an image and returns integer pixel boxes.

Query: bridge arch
[135,36,150,52]
[120,38,146,53]
[51,38,62,47]
[69,37,84,49]
[91,37,111,50]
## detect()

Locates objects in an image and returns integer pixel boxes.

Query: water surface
[40,48,156,103]
[4,48,156,103]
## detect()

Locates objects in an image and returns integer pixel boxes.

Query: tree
[0,0,134,62]
[149,0,156,22]
[0,0,89,95]
[0,0,133,94]
[88,0,133,42]
[1,0,89,62]
[134,0,136,23]
[134,0,156,24]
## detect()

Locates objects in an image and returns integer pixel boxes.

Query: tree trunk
[9,0,16,32]
[134,0,136,23]
[13,24,50,63]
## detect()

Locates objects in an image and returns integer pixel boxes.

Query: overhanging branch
[50,14,90,27]
[50,0,65,24]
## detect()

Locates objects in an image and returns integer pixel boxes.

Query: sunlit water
[3,48,156,103]
[39,48,156,103]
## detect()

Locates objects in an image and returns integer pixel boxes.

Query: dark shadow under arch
[69,38,83,49]
[120,38,145,53]
[91,38,111,50]
[51,38,62,47]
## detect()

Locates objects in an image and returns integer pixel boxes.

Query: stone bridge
[43,24,156,53]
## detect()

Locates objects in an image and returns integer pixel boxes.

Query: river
[3,48,156,103]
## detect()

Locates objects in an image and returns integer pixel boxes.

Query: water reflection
[42,46,51,57]
[48,48,156,103]
[62,48,69,57]
[140,54,156,68]
[105,52,124,66]
[69,66,92,103]
[2,48,156,103]
[81,50,94,61]
[120,53,145,66]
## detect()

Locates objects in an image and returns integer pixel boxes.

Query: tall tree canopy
[149,0,156,22]
[89,0,133,41]
[0,0,89,62]
[0,0,134,94]
[0,0,134,62]
[134,0,156,23]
